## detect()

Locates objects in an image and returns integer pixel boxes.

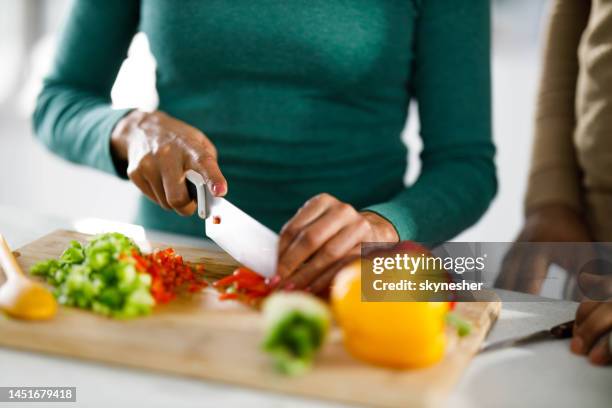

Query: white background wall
[0,0,549,242]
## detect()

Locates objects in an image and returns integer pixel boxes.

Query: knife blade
[185,170,278,278]
[480,320,574,354]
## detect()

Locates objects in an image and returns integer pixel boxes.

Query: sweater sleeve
[524,0,590,214]
[32,0,140,176]
[365,0,496,246]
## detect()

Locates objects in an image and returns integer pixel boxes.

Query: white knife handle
[185,170,208,219]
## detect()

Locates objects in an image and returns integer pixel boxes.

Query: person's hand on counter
[276,193,399,294]
[496,204,593,294]
[111,110,227,216]
[572,301,612,366]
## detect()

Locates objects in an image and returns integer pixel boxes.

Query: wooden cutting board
[0,230,501,407]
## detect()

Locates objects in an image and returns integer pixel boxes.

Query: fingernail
[304,286,312,293]
[267,275,281,288]
[589,346,607,365]
[216,183,228,195]
[283,282,296,291]
[570,337,583,354]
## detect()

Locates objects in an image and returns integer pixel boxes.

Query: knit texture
[33,0,495,245]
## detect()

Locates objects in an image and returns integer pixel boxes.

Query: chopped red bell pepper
[213,266,273,302]
[219,292,239,300]
[213,274,239,288]
[132,248,208,304]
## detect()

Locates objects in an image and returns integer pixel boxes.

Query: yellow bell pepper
[331,260,449,369]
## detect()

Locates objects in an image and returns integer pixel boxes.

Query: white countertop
[0,206,610,408]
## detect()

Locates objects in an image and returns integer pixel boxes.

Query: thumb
[192,154,227,197]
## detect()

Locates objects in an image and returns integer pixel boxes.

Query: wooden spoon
[0,234,57,320]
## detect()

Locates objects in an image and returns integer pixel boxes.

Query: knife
[185,170,279,278]
[479,320,574,354]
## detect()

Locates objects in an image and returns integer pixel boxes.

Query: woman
[33,0,496,293]
[497,0,611,365]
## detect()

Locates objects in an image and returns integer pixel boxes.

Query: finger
[575,301,600,326]
[278,194,335,256]
[495,244,524,290]
[308,264,345,296]
[568,277,586,302]
[573,302,612,354]
[189,153,227,197]
[129,172,158,205]
[159,158,193,215]
[177,201,197,216]
[282,220,369,289]
[516,250,550,294]
[588,333,612,366]
[277,203,356,278]
[564,244,598,273]
[309,245,361,295]
[145,169,171,210]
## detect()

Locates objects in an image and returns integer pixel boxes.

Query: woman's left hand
[571,301,612,365]
[276,193,399,294]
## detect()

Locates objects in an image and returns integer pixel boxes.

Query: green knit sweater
[33,0,496,245]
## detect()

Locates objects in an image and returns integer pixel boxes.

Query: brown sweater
[526,0,612,240]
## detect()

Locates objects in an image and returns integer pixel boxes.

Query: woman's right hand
[111,110,227,216]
